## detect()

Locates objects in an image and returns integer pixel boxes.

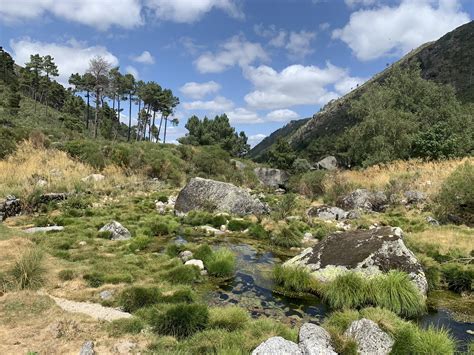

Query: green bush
[58,269,76,281]
[151,303,209,338]
[322,273,369,310]
[209,306,250,331]
[228,219,251,232]
[441,263,473,293]
[271,225,303,248]
[165,243,187,258]
[272,194,297,220]
[8,248,45,290]
[435,162,474,226]
[128,236,152,252]
[206,248,236,278]
[97,230,113,239]
[291,170,327,200]
[165,265,201,284]
[273,265,318,294]
[419,256,441,292]
[118,286,161,312]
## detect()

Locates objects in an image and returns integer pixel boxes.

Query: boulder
[426,216,440,226]
[284,226,428,295]
[299,323,336,355]
[99,290,114,300]
[175,177,269,216]
[38,192,69,205]
[338,189,388,212]
[82,174,105,182]
[315,156,338,171]
[344,319,394,355]
[254,167,289,188]
[252,336,301,355]
[307,206,348,221]
[179,250,194,262]
[185,259,205,270]
[23,226,64,233]
[231,159,247,170]
[0,195,21,221]
[79,340,95,355]
[403,190,426,205]
[99,221,131,241]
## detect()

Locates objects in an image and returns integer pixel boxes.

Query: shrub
[97,230,113,239]
[272,193,297,220]
[369,271,425,318]
[206,248,236,278]
[209,306,250,331]
[183,211,214,226]
[151,303,209,338]
[193,244,214,264]
[248,224,269,239]
[165,265,201,284]
[322,273,369,310]
[324,175,357,206]
[292,158,313,174]
[271,225,303,248]
[292,170,327,200]
[441,263,473,293]
[9,248,45,290]
[107,317,145,336]
[435,162,474,226]
[228,219,251,232]
[58,269,75,281]
[273,265,318,294]
[211,215,228,228]
[419,256,441,291]
[118,286,161,312]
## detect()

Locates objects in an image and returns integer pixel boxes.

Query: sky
[1,0,473,146]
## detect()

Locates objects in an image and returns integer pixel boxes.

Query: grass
[6,248,45,290]
[209,306,250,331]
[164,264,201,284]
[391,324,455,355]
[322,272,369,310]
[106,317,145,337]
[118,286,161,312]
[206,248,236,278]
[228,219,252,232]
[273,265,319,294]
[270,224,303,248]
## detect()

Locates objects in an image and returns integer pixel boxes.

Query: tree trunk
[128,93,132,142]
[94,90,100,138]
[150,111,156,141]
[163,117,168,144]
[86,91,90,130]
[136,100,141,141]
[157,114,164,141]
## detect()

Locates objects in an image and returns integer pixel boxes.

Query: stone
[315,156,338,171]
[426,216,440,226]
[175,177,269,216]
[79,241,87,246]
[338,189,388,212]
[404,190,426,205]
[79,340,95,355]
[36,179,48,187]
[38,192,69,205]
[252,336,301,355]
[179,250,194,262]
[112,340,137,354]
[344,319,394,355]
[82,174,105,182]
[99,221,131,241]
[23,226,64,233]
[231,159,247,170]
[275,188,286,195]
[99,290,113,300]
[299,323,336,355]
[284,226,428,295]
[346,210,361,219]
[0,195,21,221]
[307,206,348,220]
[200,225,225,235]
[254,167,290,188]
[185,259,205,270]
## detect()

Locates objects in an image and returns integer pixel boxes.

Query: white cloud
[182,96,234,112]
[227,108,263,124]
[248,133,267,147]
[0,0,142,30]
[125,65,139,79]
[286,31,316,60]
[10,37,119,86]
[244,63,360,110]
[194,35,268,73]
[266,109,299,122]
[319,22,330,31]
[345,0,378,7]
[180,81,221,99]
[333,0,470,61]
[145,0,244,23]
[131,51,155,64]
[334,76,366,95]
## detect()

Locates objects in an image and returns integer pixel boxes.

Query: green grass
[270,225,303,248]
[164,265,201,284]
[6,248,45,290]
[118,286,161,312]
[209,306,250,331]
[206,248,236,278]
[322,273,369,310]
[58,269,76,281]
[106,317,145,337]
[228,219,252,232]
[273,265,319,294]
[391,324,455,355]
[193,244,214,264]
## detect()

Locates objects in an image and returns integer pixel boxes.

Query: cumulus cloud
[180,81,221,99]
[10,37,119,86]
[125,65,139,79]
[248,133,267,147]
[266,109,300,122]
[145,0,244,23]
[194,35,268,73]
[227,108,264,124]
[345,0,378,7]
[0,0,143,30]
[182,96,234,112]
[131,51,155,64]
[333,0,470,60]
[243,63,361,110]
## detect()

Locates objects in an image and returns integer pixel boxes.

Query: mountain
[249,21,474,162]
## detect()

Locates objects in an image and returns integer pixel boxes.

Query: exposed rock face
[338,189,388,212]
[315,156,338,171]
[175,177,269,216]
[252,336,301,355]
[403,190,426,205]
[23,226,64,233]
[299,323,337,355]
[99,221,131,241]
[284,226,428,295]
[0,195,21,221]
[254,167,289,188]
[79,340,95,355]
[307,206,348,221]
[344,319,394,355]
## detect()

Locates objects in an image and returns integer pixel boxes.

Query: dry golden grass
[0,141,140,198]
[407,226,473,256]
[325,158,474,197]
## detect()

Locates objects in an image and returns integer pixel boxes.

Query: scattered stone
[404,190,426,205]
[112,340,137,354]
[179,250,194,262]
[48,320,80,339]
[99,221,131,241]
[36,179,48,187]
[275,188,286,195]
[299,323,337,355]
[82,174,105,182]
[0,195,21,221]
[78,241,87,246]
[338,189,388,212]
[284,226,428,295]
[99,290,114,301]
[220,224,227,232]
[200,225,225,235]
[175,177,269,216]
[426,216,440,226]
[315,156,338,171]
[23,226,64,233]
[346,210,361,219]
[254,167,290,188]
[185,259,205,270]
[79,340,95,355]
[308,206,348,220]
[201,270,208,276]
[252,336,301,355]
[38,192,69,205]
[344,319,394,355]
[156,195,176,214]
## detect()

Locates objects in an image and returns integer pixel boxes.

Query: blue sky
[1,0,473,145]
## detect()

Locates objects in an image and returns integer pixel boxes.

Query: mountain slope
[250,21,474,162]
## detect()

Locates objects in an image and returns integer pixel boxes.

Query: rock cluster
[38,192,69,205]
[175,177,269,216]
[99,221,131,241]
[254,167,289,188]
[307,205,360,221]
[0,195,21,221]
[338,189,388,212]
[156,195,176,214]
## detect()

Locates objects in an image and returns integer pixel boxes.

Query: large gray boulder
[99,221,131,241]
[175,177,269,216]
[252,336,301,355]
[299,323,337,355]
[338,189,388,212]
[315,156,338,171]
[254,167,289,188]
[344,319,394,355]
[284,226,428,295]
[307,206,348,221]
[0,195,21,221]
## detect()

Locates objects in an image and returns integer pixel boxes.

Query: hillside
[250,21,474,162]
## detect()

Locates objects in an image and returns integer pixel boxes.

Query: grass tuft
[209,306,250,331]
[273,265,319,294]
[8,248,45,290]
[206,248,236,278]
[322,272,369,310]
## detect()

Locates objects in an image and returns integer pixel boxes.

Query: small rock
[254,167,290,188]
[404,190,425,205]
[38,192,69,204]
[23,226,64,234]
[304,232,313,239]
[82,174,105,182]
[36,179,48,187]
[79,340,95,355]
[299,323,337,355]
[339,189,388,212]
[79,241,87,246]
[274,188,286,195]
[200,225,225,235]
[252,336,301,355]
[308,206,348,220]
[231,159,247,170]
[220,224,227,232]
[112,340,137,354]
[99,290,113,300]
[201,270,208,276]
[185,259,205,270]
[99,221,131,241]
[344,319,394,355]
[179,250,194,262]
[426,216,440,226]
